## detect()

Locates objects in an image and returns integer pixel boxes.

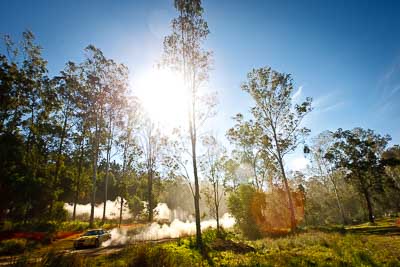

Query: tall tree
[382,145,400,189]
[82,45,128,227]
[228,67,312,230]
[101,59,128,223]
[326,128,391,223]
[140,120,161,222]
[200,135,226,234]
[117,96,141,226]
[305,131,347,225]
[50,61,80,212]
[162,0,213,248]
[0,31,62,221]
[83,46,106,227]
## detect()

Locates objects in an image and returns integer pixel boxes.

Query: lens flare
[135,68,188,129]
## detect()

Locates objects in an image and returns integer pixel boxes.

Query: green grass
[6,219,400,267]
[13,230,399,267]
[0,239,27,256]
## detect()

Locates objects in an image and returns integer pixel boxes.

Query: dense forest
[1,1,400,264]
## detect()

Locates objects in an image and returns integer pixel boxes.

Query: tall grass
[9,231,400,267]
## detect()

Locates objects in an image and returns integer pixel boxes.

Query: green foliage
[304,175,365,225]
[202,228,221,244]
[0,31,144,227]
[227,184,262,239]
[88,243,206,267]
[0,238,27,255]
[6,228,400,266]
[50,202,68,222]
[127,196,145,220]
[57,221,89,232]
[227,66,312,230]
[41,250,89,267]
[326,128,394,223]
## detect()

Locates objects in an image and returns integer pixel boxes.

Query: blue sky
[1,0,400,170]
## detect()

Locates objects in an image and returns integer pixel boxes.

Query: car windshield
[83,230,99,236]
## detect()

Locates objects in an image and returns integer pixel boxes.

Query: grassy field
[5,219,400,267]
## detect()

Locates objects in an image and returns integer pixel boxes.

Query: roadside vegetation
[8,222,400,267]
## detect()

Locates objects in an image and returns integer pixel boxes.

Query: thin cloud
[313,92,345,113]
[390,84,400,95]
[375,55,400,116]
[292,85,303,101]
[320,101,345,112]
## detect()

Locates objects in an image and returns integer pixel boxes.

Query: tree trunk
[215,202,220,234]
[102,114,113,223]
[72,162,82,221]
[90,113,100,228]
[54,111,69,190]
[364,189,375,223]
[119,130,129,228]
[73,129,85,221]
[119,196,124,227]
[190,124,202,248]
[330,176,346,225]
[72,194,78,221]
[278,157,297,231]
[213,182,220,235]
[271,124,296,231]
[148,169,153,222]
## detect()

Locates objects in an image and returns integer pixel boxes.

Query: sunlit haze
[135,68,188,128]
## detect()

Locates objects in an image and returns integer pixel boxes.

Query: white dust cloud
[103,203,235,246]
[64,198,131,220]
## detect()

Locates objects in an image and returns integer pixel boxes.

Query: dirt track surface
[0,224,177,266]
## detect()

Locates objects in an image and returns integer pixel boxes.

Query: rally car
[73,229,111,249]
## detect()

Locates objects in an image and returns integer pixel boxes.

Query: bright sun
[135,68,188,128]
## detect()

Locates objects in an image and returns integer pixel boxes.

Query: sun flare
[135,68,188,128]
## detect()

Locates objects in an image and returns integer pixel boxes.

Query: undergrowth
[8,229,400,267]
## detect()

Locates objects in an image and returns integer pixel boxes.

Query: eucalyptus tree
[83,46,106,227]
[381,145,400,212]
[4,31,61,219]
[0,35,22,135]
[0,36,25,219]
[50,61,81,211]
[70,73,91,220]
[138,118,172,222]
[200,135,226,234]
[0,31,69,221]
[305,131,347,225]
[101,59,129,223]
[82,45,129,227]
[226,124,277,191]
[161,0,214,247]
[326,128,391,223]
[382,145,400,189]
[221,156,240,191]
[228,67,312,230]
[117,96,142,226]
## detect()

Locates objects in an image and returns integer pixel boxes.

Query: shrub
[50,202,68,222]
[41,250,88,267]
[0,220,13,231]
[202,229,218,245]
[227,184,262,239]
[228,184,305,239]
[0,238,27,255]
[58,221,89,232]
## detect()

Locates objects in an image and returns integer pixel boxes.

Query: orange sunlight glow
[135,68,188,128]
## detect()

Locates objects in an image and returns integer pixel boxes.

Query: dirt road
[0,224,178,266]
